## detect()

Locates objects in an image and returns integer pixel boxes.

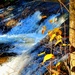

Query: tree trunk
[70,0,75,75]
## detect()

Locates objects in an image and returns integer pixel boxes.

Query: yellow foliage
[55,35,62,46]
[53,28,62,35]
[49,19,53,23]
[49,18,57,23]
[56,62,61,67]
[38,52,45,56]
[62,44,67,46]
[61,43,70,47]
[55,35,62,40]
[55,39,62,46]
[43,54,55,63]
[49,34,56,42]
[47,28,63,46]
[41,15,47,19]
[48,30,53,37]
[42,26,46,34]
[58,29,62,35]
[48,28,62,38]
[53,28,60,32]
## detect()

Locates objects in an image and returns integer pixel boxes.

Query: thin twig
[64,61,71,75]
[58,0,69,13]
